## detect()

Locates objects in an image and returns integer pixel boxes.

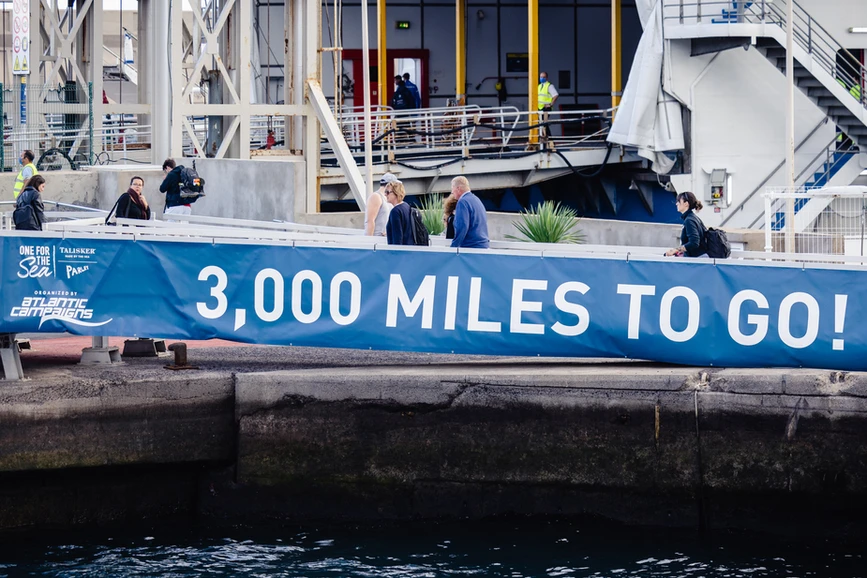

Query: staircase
[663,0,867,230]
[770,138,861,231]
[665,0,867,146]
[103,45,138,86]
[756,38,866,147]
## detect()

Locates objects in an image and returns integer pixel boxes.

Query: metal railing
[663,0,866,106]
[319,105,613,163]
[17,211,867,271]
[763,187,867,255]
[746,135,860,229]
[0,200,106,231]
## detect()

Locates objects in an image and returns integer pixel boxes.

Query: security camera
[477,10,485,19]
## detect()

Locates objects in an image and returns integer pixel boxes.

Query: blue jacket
[680,209,707,257]
[404,79,422,108]
[451,192,489,249]
[387,202,416,245]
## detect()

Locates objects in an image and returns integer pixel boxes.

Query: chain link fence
[0,81,94,172]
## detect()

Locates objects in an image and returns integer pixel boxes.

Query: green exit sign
[395,21,410,29]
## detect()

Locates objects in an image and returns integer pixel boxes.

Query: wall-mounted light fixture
[848,27,867,33]
[477,10,485,20]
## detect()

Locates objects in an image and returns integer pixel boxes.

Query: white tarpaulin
[607,0,684,174]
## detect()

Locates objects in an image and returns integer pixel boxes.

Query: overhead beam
[307,80,367,210]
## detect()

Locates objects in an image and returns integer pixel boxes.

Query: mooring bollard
[165,342,199,371]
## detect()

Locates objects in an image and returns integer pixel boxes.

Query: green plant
[418,194,445,236]
[506,201,585,244]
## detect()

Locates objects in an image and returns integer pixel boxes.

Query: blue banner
[1,235,864,370]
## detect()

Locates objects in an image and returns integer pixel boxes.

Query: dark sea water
[0,518,862,577]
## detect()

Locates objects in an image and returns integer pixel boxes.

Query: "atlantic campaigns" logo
[9,293,113,328]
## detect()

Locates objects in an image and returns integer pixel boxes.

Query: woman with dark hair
[665,191,707,257]
[114,175,151,220]
[13,174,46,231]
[443,194,458,239]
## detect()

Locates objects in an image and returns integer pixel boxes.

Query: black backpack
[410,208,430,246]
[705,227,731,259]
[13,204,38,230]
[179,165,206,202]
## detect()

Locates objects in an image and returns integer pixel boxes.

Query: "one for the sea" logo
[18,244,53,278]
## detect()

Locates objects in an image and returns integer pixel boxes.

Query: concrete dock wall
[1,360,865,534]
[230,366,867,527]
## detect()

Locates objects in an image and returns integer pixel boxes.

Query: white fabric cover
[607,0,684,174]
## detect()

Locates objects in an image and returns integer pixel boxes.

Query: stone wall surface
[1,356,866,535]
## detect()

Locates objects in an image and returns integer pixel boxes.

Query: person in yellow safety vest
[537,72,559,143]
[836,77,863,104]
[13,150,38,199]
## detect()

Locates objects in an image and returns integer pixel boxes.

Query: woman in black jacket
[665,191,707,257]
[115,175,151,220]
[443,194,457,240]
[13,175,46,231]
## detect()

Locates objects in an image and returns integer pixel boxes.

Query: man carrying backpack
[159,158,194,220]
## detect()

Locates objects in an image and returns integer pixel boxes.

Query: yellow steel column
[378,0,387,106]
[456,0,466,105]
[611,0,622,110]
[528,0,539,144]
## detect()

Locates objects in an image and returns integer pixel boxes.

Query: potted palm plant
[418,194,445,236]
[506,200,584,244]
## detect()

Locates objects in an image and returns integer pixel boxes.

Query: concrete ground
[11,334,638,382]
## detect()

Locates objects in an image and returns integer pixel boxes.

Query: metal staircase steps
[755,37,866,150]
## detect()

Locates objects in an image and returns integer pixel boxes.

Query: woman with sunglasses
[385,181,415,245]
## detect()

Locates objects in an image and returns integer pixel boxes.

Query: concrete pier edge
[2,345,867,537]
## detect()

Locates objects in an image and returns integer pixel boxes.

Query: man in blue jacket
[449,176,489,249]
[403,73,421,108]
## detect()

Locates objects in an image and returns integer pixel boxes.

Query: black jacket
[116,191,151,220]
[387,202,415,245]
[159,166,186,208]
[392,82,415,110]
[13,186,45,231]
[446,213,455,240]
[680,209,707,257]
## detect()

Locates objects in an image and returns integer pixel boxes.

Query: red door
[344,49,429,109]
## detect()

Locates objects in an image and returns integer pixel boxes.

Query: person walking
[403,73,422,108]
[13,175,46,231]
[365,173,397,236]
[449,176,489,249]
[443,194,458,240]
[537,72,559,143]
[13,150,38,200]
[391,75,415,110]
[665,191,707,257]
[114,176,151,221]
[385,180,415,245]
[159,158,192,220]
